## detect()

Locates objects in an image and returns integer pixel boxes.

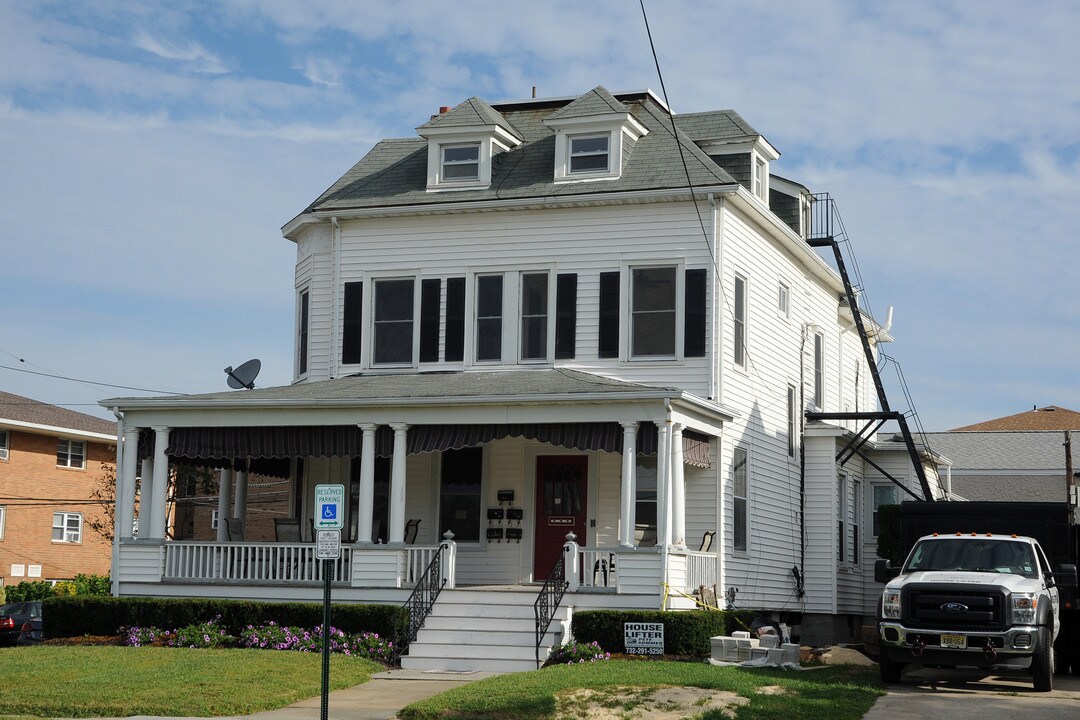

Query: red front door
[534,456,588,578]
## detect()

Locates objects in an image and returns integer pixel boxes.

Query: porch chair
[698,530,716,553]
[404,518,421,545]
[225,518,245,542]
[274,518,302,543]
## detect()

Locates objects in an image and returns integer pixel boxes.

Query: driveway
[864,668,1080,719]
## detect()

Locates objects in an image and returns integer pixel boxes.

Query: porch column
[216,468,233,542]
[388,423,409,544]
[619,421,638,547]
[671,423,686,548]
[357,424,376,544]
[656,422,671,548]
[149,426,170,540]
[234,465,249,522]
[118,427,140,540]
[139,457,154,537]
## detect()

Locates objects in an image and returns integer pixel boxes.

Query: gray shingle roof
[417,96,522,140]
[305,90,738,213]
[544,85,627,121]
[104,369,684,408]
[673,109,760,142]
[0,390,115,436]
[921,431,1067,471]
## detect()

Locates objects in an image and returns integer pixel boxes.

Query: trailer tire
[1032,633,1054,692]
[879,649,903,684]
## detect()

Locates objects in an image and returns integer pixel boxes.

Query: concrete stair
[400,588,569,673]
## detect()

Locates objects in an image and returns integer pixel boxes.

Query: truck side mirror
[875,558,900,583]
[1055,563,1078,590]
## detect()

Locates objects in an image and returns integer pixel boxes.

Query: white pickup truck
[875,532,1065,692]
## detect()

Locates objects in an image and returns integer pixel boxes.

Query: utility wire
[0,363,184,395]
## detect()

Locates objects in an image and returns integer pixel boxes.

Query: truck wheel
[1032,634,1054,692]
[879,649,903,684]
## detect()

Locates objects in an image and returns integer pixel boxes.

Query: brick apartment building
[0,391,116,586]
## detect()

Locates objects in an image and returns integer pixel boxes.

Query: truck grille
[904,587,1005,629]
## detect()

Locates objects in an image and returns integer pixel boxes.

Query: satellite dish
[224,359,261,390]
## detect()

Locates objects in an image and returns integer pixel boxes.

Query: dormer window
[442,143,480,182]
[753,157,767,200]
[569,134,610,174]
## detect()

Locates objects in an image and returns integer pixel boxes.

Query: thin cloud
[132,30,229,75]
[298,57,342,87]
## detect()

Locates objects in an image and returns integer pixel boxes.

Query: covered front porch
[106,370,730,607]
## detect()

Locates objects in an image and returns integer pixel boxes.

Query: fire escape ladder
[806,193,934,501]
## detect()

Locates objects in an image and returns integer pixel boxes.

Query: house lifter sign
[624,622,664,655]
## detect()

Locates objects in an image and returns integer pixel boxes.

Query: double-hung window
[441,143,480,182]
[373,278,415,365]
[733,273,747,368]
[0,429,7,460]
[52,511,82,543]
[753,157,767,200]
[872,484,898,536]
[778,281,790,318]
[568,134,609,174]
[813,332,825,408]
[520,272,549,361]
[630,267,677,358]
[475,275,504,362]
[297,288,310,376]
[635,455,657,546]
[0,505,5,539]
[733,447,748,552]
[57,439,85,469]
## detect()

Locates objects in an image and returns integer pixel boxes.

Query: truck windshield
[904,538,1038,578]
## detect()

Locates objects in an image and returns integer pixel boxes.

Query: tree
[88,463,216,543]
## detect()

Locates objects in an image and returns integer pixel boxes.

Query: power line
[0,363,183,395]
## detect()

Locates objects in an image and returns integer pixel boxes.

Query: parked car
[17,616,43,645]
[0,601,43,645]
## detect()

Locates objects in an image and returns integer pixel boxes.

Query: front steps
[400,587,570,673]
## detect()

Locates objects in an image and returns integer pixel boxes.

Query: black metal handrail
[393,542,447,665]
[534,545,569,669]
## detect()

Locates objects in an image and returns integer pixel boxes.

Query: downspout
[329,216,340,378]
[798,328,808,592]
[713,194,727,406]
[110,408,124,597]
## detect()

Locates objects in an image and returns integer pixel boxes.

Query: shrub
[52,581,77,596]
[546,641,610,665]
[5,581,55,602]
[571,610,727,657]
[167,617,235,649]
[73,574,111,596]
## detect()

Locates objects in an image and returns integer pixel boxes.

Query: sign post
[313,485,344,720]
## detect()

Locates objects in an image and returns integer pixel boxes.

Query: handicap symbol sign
[321,504,337,520]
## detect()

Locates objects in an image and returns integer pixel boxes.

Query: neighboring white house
[103,87,942,666]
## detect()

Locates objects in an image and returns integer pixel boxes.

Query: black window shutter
[598,271,620,358]
[341,282,362,365]
[444,277,465,361]
[555,273,577,359]
[419,278,441,363]
[684,269,707,357]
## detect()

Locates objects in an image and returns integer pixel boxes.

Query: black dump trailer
[899,501,1080,675]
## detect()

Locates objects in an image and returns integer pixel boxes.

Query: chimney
[439,106,451,114]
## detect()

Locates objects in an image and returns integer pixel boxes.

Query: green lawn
[0,646,382,717]
[398,661,884,720]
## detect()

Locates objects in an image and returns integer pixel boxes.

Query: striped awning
[140,421,712,473]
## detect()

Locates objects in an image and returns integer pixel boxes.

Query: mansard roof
[302,89,740,215]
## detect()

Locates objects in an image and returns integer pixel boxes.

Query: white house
[103,87,942,669]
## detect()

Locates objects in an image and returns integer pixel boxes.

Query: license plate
[940,634,967,649]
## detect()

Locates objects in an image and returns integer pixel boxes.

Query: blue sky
[2,0,1079,432]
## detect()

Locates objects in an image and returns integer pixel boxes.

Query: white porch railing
[164,542,351,583]
[569,545,717,594]
[684,550,718,591]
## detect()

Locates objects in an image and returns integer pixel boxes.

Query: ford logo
[941,602,969,614]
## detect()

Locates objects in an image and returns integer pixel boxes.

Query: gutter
[0,418,115,443]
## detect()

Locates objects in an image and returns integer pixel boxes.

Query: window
[684,269,707,358]
[872,484,898,537]
[445,277,466,361]
[419,278,441,363]
[373,278,415,365]
[439,447,483,543]
[569,134,609,174]
[733,447,748,552]
[753,157,767,200]
[853,479,862,566]
[341,281,363,365]
[0,429,7,460]
[787,385,797,457]
[631,267,677,357]
[520,272,549,361]
[635,455,657,547]
[441,143,480,182]
[475,275,503,362]
[298,288,309,376]
[57,439,85,469]
[838,473,848,565]
[813,332,824,408]
[0,506,5,540]
[733,273,747,368]
[778,281,790,318]
[52,512,82,543]
[211,509,219,531]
